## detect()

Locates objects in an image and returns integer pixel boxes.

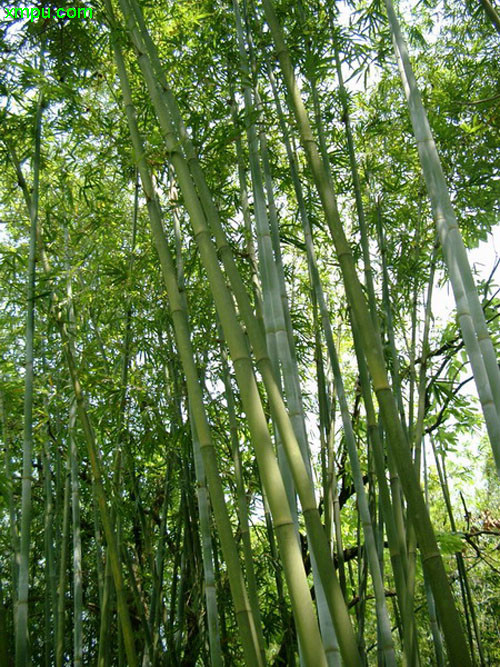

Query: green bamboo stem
[269,64,417,659]
[65,232,84,667]
[92,486,104,611]
[232,0,300,530]
[413,245,438,472]
[375,211,410,612]
[97,553,113,667]
[267,71,347,601]
[172,178,223,667]
[229,130,300,643]
[329,431,347,596]
[120,4,362,663]
[120,545,153,658]
[268,69,395,658]
[260,1,471,662]
[331,38,378,321]
[234,5,341,660]
[219,327,266,659]
[301,236,396,662]
[105,11,263,663]
[115,3,357,664]
[414,276,444,667]
[313,299,335,554]
[422,443,445,667]
[351,316,417,665]
[384,0,500,478]
[376,207,420,662]
[14,83,44,667]
[376,205,409,433]
[167,496,183,655]
[41,428,55,667]
[403,247,439,663]
[231,88,297,532]
[328,339,397,665]
[68,400,83,666]
[55,466,70,667]
[191,418,224,667]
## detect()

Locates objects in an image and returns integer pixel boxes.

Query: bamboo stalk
[119,5,361,662]
[233,4,341,661]
[55,466,70,667]
[260,1,471,662]
[66,233,84,667]
[422,442,445,667]
[115,2,361,663]
[13,82,44,667]
[171,175,223,667]
[384,0,500,478]
[104,9,263,662]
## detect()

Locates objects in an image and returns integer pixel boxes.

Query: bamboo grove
[0,0,499,664]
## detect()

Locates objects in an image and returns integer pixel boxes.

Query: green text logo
[4,7,93,21]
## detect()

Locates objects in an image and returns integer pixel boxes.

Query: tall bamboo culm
[118,4,361,663]
[260,1,471,663]
[232,2,341,662]
[103,6,264,662]
[14,82,44,667]
[115,1,364,664]
[384,0,500,478]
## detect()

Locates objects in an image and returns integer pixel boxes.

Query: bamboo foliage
[0,1,499,664]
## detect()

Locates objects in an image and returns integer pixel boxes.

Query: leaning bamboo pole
[218,323,266,659]
[233,3,341,662]
[172,176,224,667]
[119,4,361,663]
[422,444,446,667]
[287,140,397,665]
[260,1,471,662]
[268,63,420,661]
[384,0,500,478]
[233,0,298,520]
[12,82,43,667]
[104,8,263,662]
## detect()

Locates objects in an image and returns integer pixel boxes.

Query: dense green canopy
[0,0,499,664]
